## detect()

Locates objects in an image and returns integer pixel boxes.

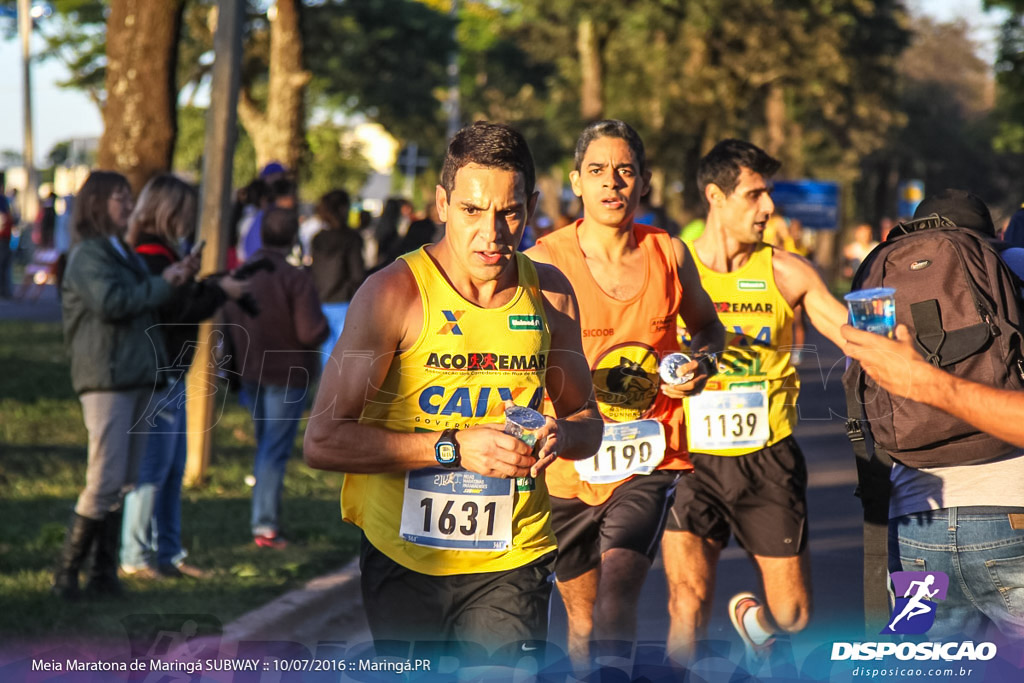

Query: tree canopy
[8,0,1024,218]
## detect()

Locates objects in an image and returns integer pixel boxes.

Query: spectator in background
[1003,204,1024,248]
[33,186,57,249]
[310,190,365,359]
[842,223,878,279]
[393,201,443,255]
[680,217,706,242]
[370,196,414,269]
[54,171,197,599]
[241,177,298,261]
[222,208,328,549]
[0,172,12,298]
[229,179,269,270]
[120,174,248,581]
[879,216,896,242]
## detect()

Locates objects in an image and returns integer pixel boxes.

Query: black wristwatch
[434,428,461,469]
[698,352,719,377]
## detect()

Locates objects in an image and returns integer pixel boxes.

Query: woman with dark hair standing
[310,189,365,357]
[119,174,247,580]
[54,171,197,599]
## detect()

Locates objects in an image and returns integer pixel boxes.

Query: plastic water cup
[844,288,896,338]
[659,353,695,385]
[504,406,546,492]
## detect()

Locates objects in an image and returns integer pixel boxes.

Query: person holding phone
[119,174,247,580]
[55,172,199,599]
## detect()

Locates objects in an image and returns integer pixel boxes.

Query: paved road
[279,328,865,674]
[4,284,868,677]
[0,283,61,322]
[544,326,866,676]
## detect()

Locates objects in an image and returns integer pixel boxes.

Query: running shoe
[119,565,163,581]
[159,561,213,579]
[729,592,775,660]
[254,532,289,549]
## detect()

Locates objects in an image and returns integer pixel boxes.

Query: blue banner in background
[771,180,840,230]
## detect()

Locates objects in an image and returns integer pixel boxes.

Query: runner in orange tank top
[527,120,724,672]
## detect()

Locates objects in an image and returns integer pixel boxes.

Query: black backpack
[843,215,1024,469]
[841,214,1024,633]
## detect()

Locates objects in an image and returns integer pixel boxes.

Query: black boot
[53,513,102,600]
[85,509,123,596]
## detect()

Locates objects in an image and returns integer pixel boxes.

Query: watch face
[436,442,458,465]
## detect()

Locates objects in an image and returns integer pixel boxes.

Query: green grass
[0,321,360,641]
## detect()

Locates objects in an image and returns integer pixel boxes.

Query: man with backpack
[842,189,1024,640]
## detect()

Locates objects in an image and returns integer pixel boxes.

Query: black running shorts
[666,435,808,557]
[549,470,679,581]
[359,534,555,652]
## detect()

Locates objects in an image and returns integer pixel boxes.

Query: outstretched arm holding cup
[841,323,1024,448]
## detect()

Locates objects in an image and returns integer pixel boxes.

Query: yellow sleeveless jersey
[340,248,555,575]
[680,242,799,456]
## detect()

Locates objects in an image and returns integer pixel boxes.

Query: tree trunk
[577,16,603,122]
[536,171,564,228]
[764,82,786,159]
[98,0,184,195]
[237,0,311,170]
[680,125,707,218]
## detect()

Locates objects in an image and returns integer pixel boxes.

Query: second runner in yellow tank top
[680,241,800,456]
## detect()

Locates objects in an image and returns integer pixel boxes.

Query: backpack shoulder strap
[843,367,893,635]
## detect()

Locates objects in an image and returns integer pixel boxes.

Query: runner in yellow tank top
[660,140,848,666]
[304,123,602,656]
[527,120,724,672]
[682,240,799,456]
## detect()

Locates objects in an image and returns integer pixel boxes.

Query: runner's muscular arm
[841,323,1024,448]
[662,238,725,398]
[673,238,724,355]
[531,262,603,474]
[773,248,848,348]
[303,262,539,478]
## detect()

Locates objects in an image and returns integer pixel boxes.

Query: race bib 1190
[575,419,667,485]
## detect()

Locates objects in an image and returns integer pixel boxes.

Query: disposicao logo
[830,571,997,663]
[882,571,948,635]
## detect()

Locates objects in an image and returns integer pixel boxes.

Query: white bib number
[400,468,514,551]
[687,386,769,450]
[575,419,666,485]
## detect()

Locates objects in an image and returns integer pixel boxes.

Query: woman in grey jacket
[53,171,197,599]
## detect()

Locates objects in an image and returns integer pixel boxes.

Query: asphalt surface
[3,290,870,678]
[212,327,866,675]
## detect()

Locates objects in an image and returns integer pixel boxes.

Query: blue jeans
[244,381,306,536]
[889,506,1024,640]
[121,380,188,569]
[320,302,349,360]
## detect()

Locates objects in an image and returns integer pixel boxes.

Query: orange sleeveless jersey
[537,221,691,505]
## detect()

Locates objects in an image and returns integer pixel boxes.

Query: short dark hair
[573,120,647,174]
[697,139,781,207]
[261,207,299,248]
[440,121,535,198]
[269,177,296,202]
[316,190,351,231]
[70,170,132,243]
[913,189,995,237]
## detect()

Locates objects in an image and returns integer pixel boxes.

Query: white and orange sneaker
[728,592,776,662]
